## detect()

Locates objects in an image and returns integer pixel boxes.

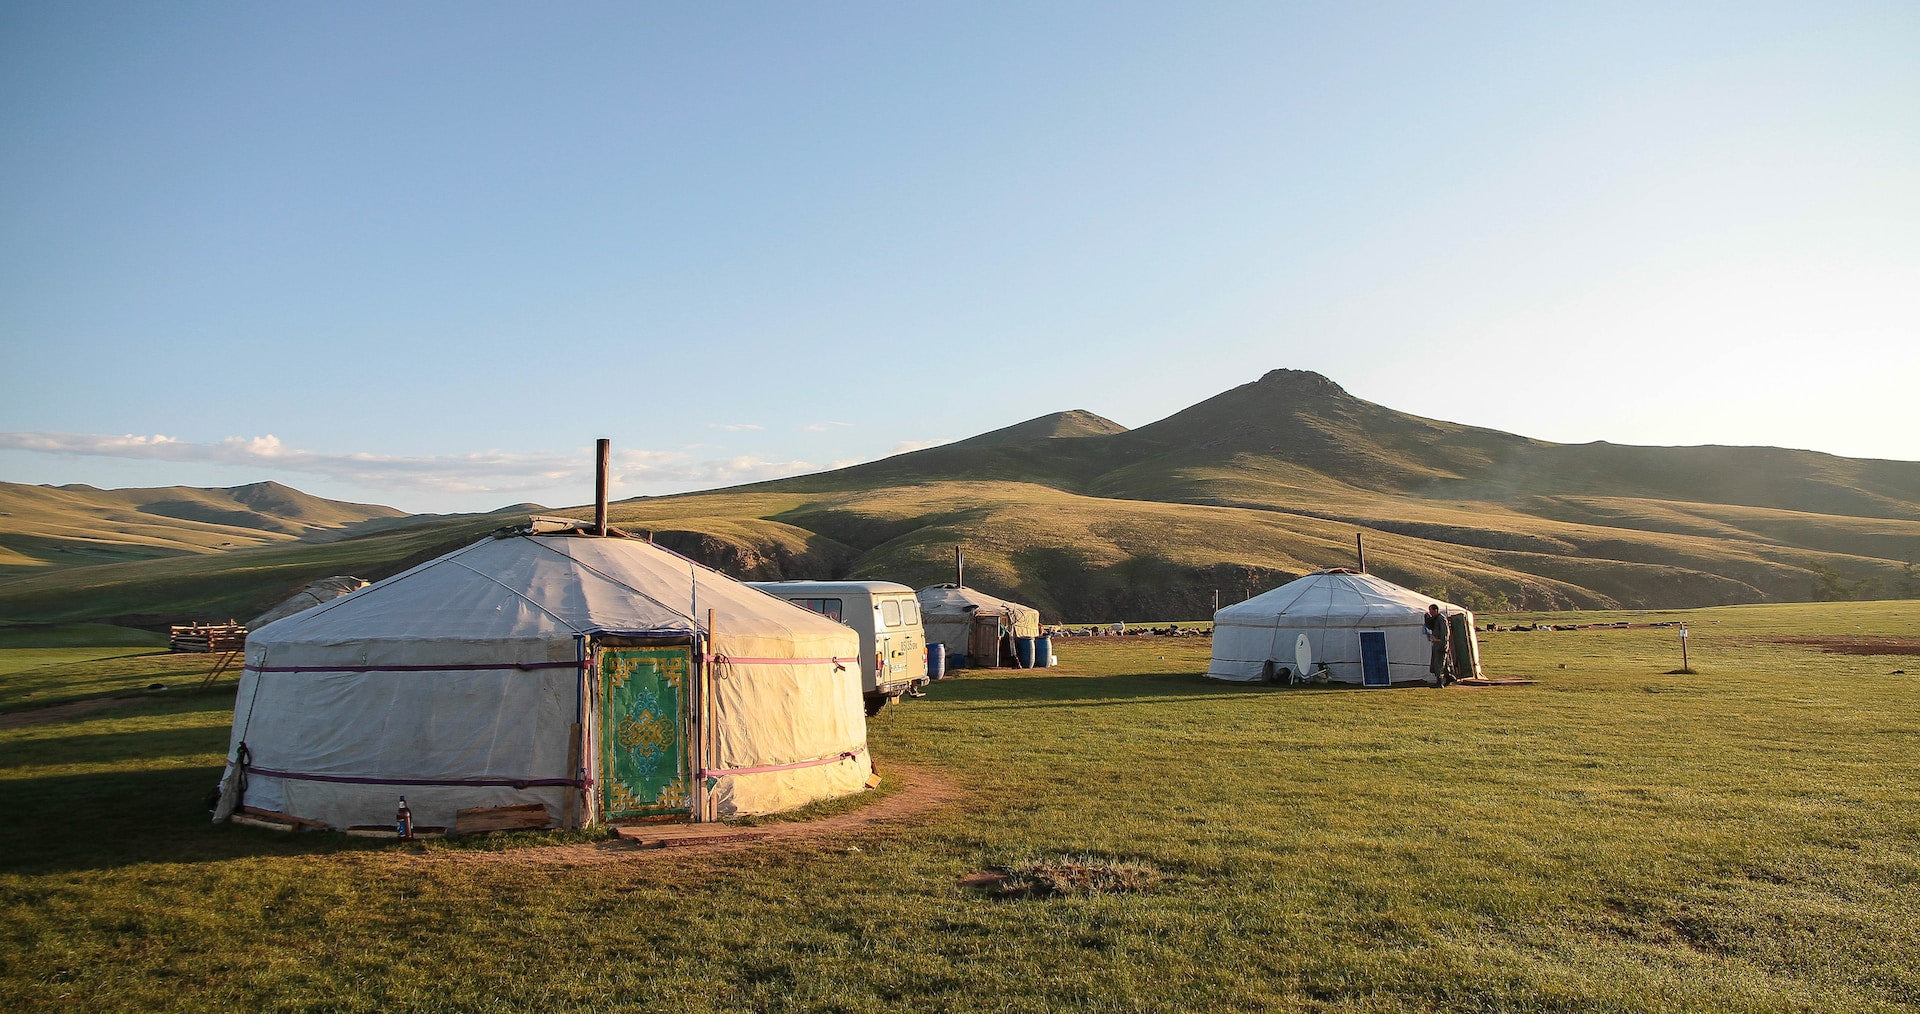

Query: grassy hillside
[714,369,1919,616]
[5,369,1916,625]
[0,480,409,575]
[0,509,531,627]
[610,481,1908,617]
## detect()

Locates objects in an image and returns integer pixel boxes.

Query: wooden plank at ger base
[609,823,773,848]
[452,802,552,835]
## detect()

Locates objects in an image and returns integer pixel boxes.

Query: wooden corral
[169,622,247,653]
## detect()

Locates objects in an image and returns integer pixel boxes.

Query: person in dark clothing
[1424,603,1450,683]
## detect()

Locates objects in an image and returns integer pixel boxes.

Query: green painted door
[599,646,692,818]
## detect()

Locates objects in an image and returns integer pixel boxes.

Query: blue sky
[3,3,1915,513]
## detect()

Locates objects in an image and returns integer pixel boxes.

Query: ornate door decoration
[600,647,692,818]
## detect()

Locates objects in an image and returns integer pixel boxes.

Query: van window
[902,600,919,626]
[789,597,843,622]
[881,600,902,627]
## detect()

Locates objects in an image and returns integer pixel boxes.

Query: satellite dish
[1294,633,1313,679]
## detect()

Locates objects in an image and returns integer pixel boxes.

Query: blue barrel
[1014,636,1037,668]
[1035,634,1053,667]
[926,643,946,680]
[949,652,967,671]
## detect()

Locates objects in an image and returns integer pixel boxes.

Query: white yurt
[246,575,368,628]
[916,584,1041,667]
[214,519,871,833]
[1207,569,1479,687]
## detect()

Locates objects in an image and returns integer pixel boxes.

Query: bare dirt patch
[1767,636,1920,657]
[0,698,135,729]
[406,763,966,869]
[961,854,1166,900]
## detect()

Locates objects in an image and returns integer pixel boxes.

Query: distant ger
[1207,569,1481,687]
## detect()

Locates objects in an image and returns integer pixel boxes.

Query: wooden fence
[169,623,248,653]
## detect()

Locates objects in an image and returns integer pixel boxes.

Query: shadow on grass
[4,724,232,767]
[0,673,238,715]
[918,671,1369,709]
[0,764,404,875]
[1,698,412,875]
[0,685,236,724]
[5,649,170,668]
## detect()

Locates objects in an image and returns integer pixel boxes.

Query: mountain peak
[952,410,1129,449]
[225,480,404,518]
[1254,369,1347,396]
[1115,367,1527,489]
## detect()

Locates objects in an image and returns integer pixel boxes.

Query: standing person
[1424,603,1451,684]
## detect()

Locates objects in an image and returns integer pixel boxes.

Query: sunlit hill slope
[2,370,1916,625]
[0,481,408,572]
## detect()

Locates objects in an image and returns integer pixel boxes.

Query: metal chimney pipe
[1356,532,1366,573]
[594,438,610,537]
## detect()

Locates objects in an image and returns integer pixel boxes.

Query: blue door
[1359,631,1390,688]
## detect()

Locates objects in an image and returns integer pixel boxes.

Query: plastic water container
[926,642,946,680]
[1034,634,1053,667]
[1014,636,1037,668]
[949,652,968,671]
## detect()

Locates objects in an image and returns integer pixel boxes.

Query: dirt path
[0,698,136,729]
[411,763,967,869]
[1767,635,1920,656]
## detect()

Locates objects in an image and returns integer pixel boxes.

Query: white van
[746,580,928,715]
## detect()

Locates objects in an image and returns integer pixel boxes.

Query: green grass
[0,625,177,712]
[0,623,167,650]
[0,622,231,714]
[2,601,1917,1010]
[0,649,228,713]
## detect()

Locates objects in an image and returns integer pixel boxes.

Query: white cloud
[800,421,852,432]
[651,453,821,488]
[0,431,829,501]
[707,423,764,432]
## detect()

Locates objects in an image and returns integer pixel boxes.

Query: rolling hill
[0,505,542,627]
[2,369,1916,626]
[725,369,1920,614]
[0,481,410,573]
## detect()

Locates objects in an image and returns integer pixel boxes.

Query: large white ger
[214,521,871,833]
[1208,569,1477,687]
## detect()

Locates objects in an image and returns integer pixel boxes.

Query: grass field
[2,601,1917,1011]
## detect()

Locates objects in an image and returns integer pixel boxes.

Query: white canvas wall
[216,531,869,831]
